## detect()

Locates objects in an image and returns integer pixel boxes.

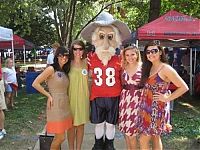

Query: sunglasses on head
[123,43,137,49]
[146,48,159,55]
[73,47,83,51]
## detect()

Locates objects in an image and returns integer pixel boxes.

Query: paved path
[33,123,126,150]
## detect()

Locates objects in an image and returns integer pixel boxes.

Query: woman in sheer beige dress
[32,46,72,150]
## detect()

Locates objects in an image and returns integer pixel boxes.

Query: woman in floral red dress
[139,40,189,150]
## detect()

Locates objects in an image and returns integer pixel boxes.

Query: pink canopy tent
[0,35,34,49]
[0,35,34,65]
[137,10,200,40]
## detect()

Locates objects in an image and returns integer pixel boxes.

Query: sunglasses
[146,48,159,55]
[58,54,69,58]
[73,48,83,51]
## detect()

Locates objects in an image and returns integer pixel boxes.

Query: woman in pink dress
[139,40,189,150]
[118,45,142,149]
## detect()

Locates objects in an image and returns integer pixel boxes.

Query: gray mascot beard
[95,46,116,66]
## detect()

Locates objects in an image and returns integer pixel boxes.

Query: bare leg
[139,134,151,150]
[67,126,75,150]
[11,91,15,108]
[51,132,65,150]
[5,93,11,108]
[125,135,137,150]
[76,124,84,150]
[0,110,5,129]
[152,135,163,150]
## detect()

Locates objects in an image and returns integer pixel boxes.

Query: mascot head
[81,12,131,65]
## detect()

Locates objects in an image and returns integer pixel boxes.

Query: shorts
[90,96,119,125]
[0,80,7,110]
[5,84,13,93]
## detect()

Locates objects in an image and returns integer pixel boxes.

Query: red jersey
[88,52,122,100]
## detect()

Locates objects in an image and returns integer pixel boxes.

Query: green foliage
[0,0,56,46]
[161,0,200,18]
[0,0,199,47]
[114,0,150,30]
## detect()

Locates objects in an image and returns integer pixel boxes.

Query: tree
[41,0,123,47]
[148,0,161,22]
[0,0,56,46]
[161,0,200,18]
[1,0,199,48]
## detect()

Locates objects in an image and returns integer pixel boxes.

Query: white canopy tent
[0,26,14,65]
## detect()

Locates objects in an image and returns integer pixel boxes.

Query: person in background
[118,45,142,149]
[181,48,190,74]
[15,66,22,89]
[139,40,189,150]
[67,40,89,150]
[32,47,72,149]
[3,58,18,109]
[46,42,60,67]
[0,61,7,140]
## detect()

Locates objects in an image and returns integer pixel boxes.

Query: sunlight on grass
[172,136,189,142]
[38,96,46,100]
[179,101,200,114]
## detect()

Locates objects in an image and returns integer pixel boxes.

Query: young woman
[139,41,189,150]
[32,47,72,150]
[67,40,89,150]
[3,58,18,109]
[118,45,142,150]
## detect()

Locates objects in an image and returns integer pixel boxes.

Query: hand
[153,91,171,102]
[47,96,53,110]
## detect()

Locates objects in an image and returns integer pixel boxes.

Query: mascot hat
[81,11,131,42]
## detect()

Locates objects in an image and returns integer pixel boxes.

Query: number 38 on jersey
[94,67,116,86]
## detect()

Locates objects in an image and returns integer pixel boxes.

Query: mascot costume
[81,12,130,150]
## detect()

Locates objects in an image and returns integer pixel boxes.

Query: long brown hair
[139,40,167,88]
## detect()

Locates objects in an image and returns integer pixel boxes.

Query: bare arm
[161,65,189,101]
[32,66,54,98]
[155,64,189,102]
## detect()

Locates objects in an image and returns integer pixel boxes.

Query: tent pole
[23,45,26,65]
[11,39,15,67]
[136,40,139,47]
[194,48,196,74]
[189,48,193,95]
[194,48,197,92]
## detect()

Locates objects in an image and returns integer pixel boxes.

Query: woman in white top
[3,58,18,109]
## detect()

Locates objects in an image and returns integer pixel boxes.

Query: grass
[1,89,46,150]
[162,95,200,150]
[0,89,200,150]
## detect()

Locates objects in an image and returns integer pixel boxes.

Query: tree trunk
[148,0,161,22]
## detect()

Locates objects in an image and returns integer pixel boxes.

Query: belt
[122,84,138,90]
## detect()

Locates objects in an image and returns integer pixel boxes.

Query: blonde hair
[121,45,141,68]
[51,42,60,49]
[5,58,13,68]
